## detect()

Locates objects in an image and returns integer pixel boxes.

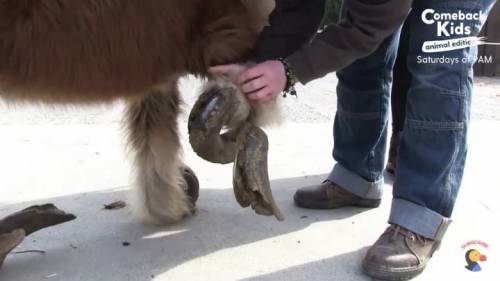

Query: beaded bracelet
[277,57,298,98]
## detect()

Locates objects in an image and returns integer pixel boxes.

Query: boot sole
[293,195,381,209]
[362,260,426,281]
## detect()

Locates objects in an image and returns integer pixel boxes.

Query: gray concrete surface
[0,75,499,281]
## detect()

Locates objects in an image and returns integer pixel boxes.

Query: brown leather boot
[362,221,450,281]
[293,180,381,209]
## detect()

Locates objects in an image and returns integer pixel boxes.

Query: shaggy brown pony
[0,0,264,224]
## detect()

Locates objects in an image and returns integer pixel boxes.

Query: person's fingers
[247,88,271,102]
[241,77,268,94]
[237,67,265,86]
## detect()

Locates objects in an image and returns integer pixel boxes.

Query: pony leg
[126,81,197,225]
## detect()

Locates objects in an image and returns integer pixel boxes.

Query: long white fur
[126,83,192,225]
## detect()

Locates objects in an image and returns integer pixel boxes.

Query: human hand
[209,61,287,103]
[236,60,286,103]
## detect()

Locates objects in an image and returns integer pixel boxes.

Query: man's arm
[249,0,326,62]
[211,0,412,103]
[288,0,412,83]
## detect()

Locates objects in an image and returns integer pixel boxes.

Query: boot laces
[386,225,427,245]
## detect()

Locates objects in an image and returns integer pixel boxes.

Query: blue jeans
[330,0,497,239]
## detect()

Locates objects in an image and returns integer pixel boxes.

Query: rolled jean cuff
[327,164,383,200]
[389,198,449,240]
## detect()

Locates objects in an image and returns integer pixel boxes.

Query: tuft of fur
[251,98,284,128]
[125,81,191,225]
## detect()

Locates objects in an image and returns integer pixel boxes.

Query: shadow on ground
[0,174,377,281]
[241,247,371,281]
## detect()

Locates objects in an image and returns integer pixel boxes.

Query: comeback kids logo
[461,240,488,272]
[421,9,500,53]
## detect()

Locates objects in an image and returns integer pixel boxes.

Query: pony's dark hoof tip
[182,166,200,206]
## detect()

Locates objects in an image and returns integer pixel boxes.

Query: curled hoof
[182,165,200,207]
[189,79,283,221]
[188,82,250,164]
[233,124,284,221]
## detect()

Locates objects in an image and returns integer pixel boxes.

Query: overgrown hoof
[182,165,200,207]
[188,81,250,164]
[233,124,284,221]
[189,79,284,221]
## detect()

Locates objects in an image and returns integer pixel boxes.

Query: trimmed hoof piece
[0,229,25,268]
[0,204,75,270]
[233,124,284,221]
[0,204,76,236]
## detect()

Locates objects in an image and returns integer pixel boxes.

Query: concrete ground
[0,75,499,281]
